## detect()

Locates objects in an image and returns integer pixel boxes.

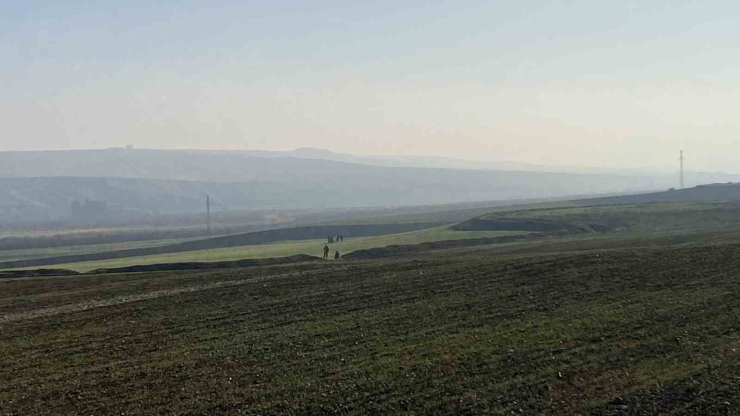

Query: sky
[2,0,740,172]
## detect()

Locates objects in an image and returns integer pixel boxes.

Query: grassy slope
[3,242,740,414]
[317,200,575,226]
[0,237,201,262]
[11,201,739,272]
[0,199,568,250]
[573,182,740,205]
[459,201,740,233]
[46,227,524,272]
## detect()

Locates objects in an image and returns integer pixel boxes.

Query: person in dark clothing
[323,245,330,259]
[334,250,340,259]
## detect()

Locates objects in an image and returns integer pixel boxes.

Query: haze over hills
[1,148,738,224]
[2,147,734,178]
[0,148,562,179]
[239,147,557,172]
[0,172,631,224]
[97,147,725,176]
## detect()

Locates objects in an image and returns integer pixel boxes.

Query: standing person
[323,245,330,259]
[334,250,340,259]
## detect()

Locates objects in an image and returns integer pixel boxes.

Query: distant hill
[0,148,605,181]
[0,149,672,223]
[450,183,740,240]
[2,149,737,225]
[0,171,638,223]
[574,183,740,205]
[200,147,740,180]
[450,183,740,237]
[0,177,310,223]
[2,148,737,183]
[456,200,740,236]
[244,147,557,171]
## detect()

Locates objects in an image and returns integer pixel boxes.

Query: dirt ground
[2,242,740,415]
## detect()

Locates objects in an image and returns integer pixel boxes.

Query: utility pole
[680,150,685,189]
[206,194,211,235]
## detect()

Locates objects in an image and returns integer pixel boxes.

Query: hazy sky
[3,1,740,171]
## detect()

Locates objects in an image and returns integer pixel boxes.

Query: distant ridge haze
[1,148,739,223]
[0,148,735,187]
[0,147,678,183]
[1,147,721,176]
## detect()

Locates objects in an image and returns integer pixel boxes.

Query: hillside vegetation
[575,182,740,205]
[14,226,524,273]
[0,222,447,270]
[11,201,740,273]
[455,202,740,234]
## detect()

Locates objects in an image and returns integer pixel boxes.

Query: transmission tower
[680,151,685,189]
[206,194,211,235]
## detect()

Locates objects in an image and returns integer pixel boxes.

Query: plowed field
[2,242,740,415]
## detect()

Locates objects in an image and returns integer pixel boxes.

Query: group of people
[328,234,344,243]
[323,232,345,260]
[323,245,340,260]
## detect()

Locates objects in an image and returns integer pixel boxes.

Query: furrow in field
[0,271,307,324]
